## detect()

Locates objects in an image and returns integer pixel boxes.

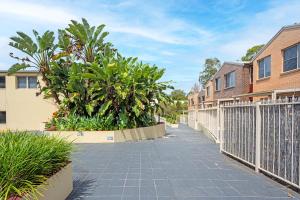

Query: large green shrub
[8,18,172,130]
[0,131,72,200]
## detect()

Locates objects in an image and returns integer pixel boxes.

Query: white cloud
[0,0,77,25]
[136,54,158,62]
[0,0,214,46]
[160,51,176,56]
[217,0,300,60]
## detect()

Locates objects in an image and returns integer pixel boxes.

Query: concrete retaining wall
[22,163,73,200]
[46,123,165,143]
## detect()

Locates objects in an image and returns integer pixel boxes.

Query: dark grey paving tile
[69,125,300,200]
[122,187,139,197]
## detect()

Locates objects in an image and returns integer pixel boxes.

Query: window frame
[0,76,5,89]
[28,76,38,88]
[16,76,38,89]
[206,86,210,97]
[225,71,236,88]
[258,55,271,79]
[215,77,221,91]
[0,111,6,124]
[282,43,300,72]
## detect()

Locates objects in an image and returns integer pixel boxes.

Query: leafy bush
[165,114,179,124]
[9,18,172,131]
[46,114,156,131]
[0,131,72,199]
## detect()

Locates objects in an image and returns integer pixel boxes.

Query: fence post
[194,109,198,130]
[219,105,224,152]
[255,102,261,172]
[216,102,220,143]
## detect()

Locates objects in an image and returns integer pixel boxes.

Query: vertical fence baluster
[292,100,294,183]
[273,105,276,174]
[267,105,270,171]
[253,106,255,164]
[256,102,261,172]
[278,104,281,176]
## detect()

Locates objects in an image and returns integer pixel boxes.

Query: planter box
[46,123,165,143]
[22,163,73,200]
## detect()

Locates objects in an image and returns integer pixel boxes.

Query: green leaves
[8,63,31,75]
[98,100,112,116]
[9,32,37,56]
[8,18,172,131]
[0,131,72,200]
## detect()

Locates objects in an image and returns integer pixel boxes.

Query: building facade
[188,90,205,110]
[213,62,252,104]
[204,79,215,107]
[250,24,300,100]
[0,71,57,130]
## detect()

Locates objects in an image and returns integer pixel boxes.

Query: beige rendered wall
[253,27,300,101]
[0,72,57,131]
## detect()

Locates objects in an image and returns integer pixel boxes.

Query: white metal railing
[221,102,257,166]
[187,97,300,189]
[187,107,220,142]
[197,107,219,141]
[220,98,300,189]
[180,114,188,124]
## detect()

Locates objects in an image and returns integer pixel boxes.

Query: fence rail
[187,98,300,189]
[188,108,219,141]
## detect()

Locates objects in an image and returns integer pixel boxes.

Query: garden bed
[21,163,73,200]
[46,123,165,143]
[0,131,73,200]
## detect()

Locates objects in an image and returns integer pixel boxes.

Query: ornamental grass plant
[0,131,72,200]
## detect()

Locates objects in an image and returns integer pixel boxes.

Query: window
[283,44,300,72]
[0,112,6,124]
[0,76,5,88]
[225,71,235,88]
[215,77,221,91]
[206,86,210,96]
[17,77,27,88]
[17,76,37,88]
[258,56,271,79]
[28,77,37,88]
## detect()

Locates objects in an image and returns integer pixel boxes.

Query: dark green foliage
[170,89,186,101]
[158,89,187,124]
[0,131,72,199]
[9,18,172,130]
[46,114,156,131]
[198,58,221,87]
[165,114,179,124]
[241,44,264,61]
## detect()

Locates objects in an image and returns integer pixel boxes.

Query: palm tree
[8,30,61,103]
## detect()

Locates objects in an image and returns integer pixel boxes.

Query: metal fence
[180,114,188,124]
[220,99,300,189]
[197,108,219,141]
[187,98,300,189]
[221,102,256,165]
[188,108,219,141]
[188,110,197,129]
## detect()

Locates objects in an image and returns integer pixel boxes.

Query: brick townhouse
[188,90,205,110]
[211,62,252,105]
[235,23,300,101]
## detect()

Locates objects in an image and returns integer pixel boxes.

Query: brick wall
[253,27,300,99]
[212,63,251,101]
[188,91,205,110]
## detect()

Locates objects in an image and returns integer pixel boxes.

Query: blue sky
[0,0,300,93]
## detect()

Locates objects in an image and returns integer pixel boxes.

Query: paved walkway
[67,125,300,200]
